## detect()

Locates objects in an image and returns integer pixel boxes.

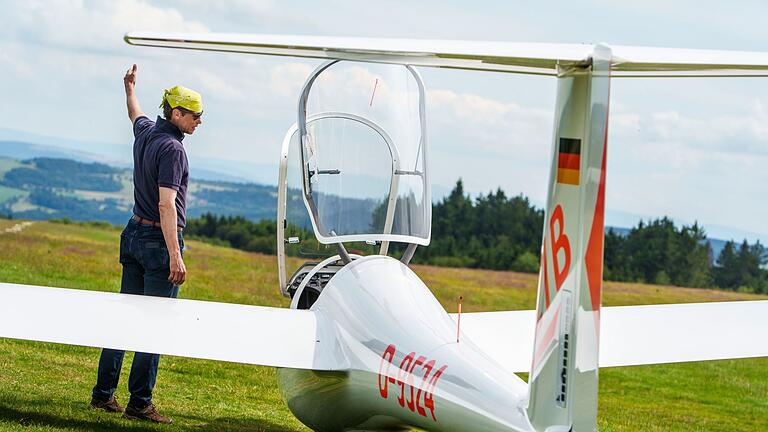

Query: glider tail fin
[526,45,611,432]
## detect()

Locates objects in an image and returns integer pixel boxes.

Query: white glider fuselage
[277,255,533,432]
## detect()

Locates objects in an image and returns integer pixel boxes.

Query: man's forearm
[126,90,145,123]
[158,200,181,257]
[158,186,186,285]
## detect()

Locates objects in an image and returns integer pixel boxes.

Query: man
[89,64,203,424]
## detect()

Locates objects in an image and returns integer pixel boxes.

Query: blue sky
[1,0,767,242]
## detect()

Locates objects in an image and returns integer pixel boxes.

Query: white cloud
[1,0,208,51]
[164,0,276,22]
[612,102,768,156]
[159,0,310,33]
[425,88,555,201]
[0,42,34,78]
[427,89,552,158]
[270,63,315,98]
[607,101,768,236]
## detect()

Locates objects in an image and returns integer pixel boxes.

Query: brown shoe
[90,395,124,413]
[123,403,173,424]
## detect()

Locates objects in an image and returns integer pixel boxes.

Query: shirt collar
[155,116,184,141]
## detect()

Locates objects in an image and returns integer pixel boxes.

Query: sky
[1,0,768,242]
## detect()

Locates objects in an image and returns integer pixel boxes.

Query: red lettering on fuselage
[424,365,448,421]
[397,352,415,407]
[378,344,397,398]
[549,204,572,292]
[406,356,426,411]
[415,359,435,417]
[377,344,447,422]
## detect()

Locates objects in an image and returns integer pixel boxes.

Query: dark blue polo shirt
[132,116,189,228]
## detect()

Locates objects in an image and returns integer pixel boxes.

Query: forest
[186,180,768,293]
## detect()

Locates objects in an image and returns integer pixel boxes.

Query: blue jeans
[92,218,183,408]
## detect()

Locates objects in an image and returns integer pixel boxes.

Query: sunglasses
[176,107,203,120]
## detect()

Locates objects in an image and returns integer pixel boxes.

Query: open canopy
[294,61,430,246]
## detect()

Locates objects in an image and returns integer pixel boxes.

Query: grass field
[0,220,766,431]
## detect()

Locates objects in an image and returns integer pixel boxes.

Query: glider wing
[456,300,768,373]
[125,32,768,77]
[0,282,328,370]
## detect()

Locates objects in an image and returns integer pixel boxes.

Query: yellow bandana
[159,85,203,113]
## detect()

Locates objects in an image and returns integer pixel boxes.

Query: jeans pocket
[139,239,169,271]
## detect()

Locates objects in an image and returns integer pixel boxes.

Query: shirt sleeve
[157,144,187,191]
[133,116,153,137]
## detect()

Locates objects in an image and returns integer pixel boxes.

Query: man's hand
[124,64,145,123]
[124,64,137,94]
[169,252,187,285]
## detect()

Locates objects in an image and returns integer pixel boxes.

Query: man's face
[172,108,203,135]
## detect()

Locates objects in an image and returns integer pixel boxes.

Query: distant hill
[0,156,281,226]
[0,138,457,200]
[0,156,379,233]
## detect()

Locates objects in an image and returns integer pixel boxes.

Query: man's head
[160,85,203,135]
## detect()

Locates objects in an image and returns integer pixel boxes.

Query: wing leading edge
[125,32,768,77]
[125,32,590,76]
[455,300,768,373]
[0,282,327,370]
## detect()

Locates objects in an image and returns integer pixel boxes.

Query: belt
[132,215,183,232]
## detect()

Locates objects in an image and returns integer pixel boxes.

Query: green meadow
[0,219,765,431]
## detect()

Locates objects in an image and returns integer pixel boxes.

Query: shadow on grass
[0,398,298,432]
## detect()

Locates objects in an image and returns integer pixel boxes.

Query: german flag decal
[557,137,581,185]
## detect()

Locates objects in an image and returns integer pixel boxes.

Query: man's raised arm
[124,64,146,123]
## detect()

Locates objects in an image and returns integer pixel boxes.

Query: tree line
[185,213,281,254]
[409,180,543,272]
[184,180,767,293]
[605,218,767,293]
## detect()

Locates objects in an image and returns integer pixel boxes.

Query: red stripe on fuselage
[584,81,610,324]
[543,243,550,311]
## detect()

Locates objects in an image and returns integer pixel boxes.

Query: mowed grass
[0,220,766,431]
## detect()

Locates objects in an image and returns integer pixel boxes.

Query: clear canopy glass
[276,61,431,293]
[298,61,430,245]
